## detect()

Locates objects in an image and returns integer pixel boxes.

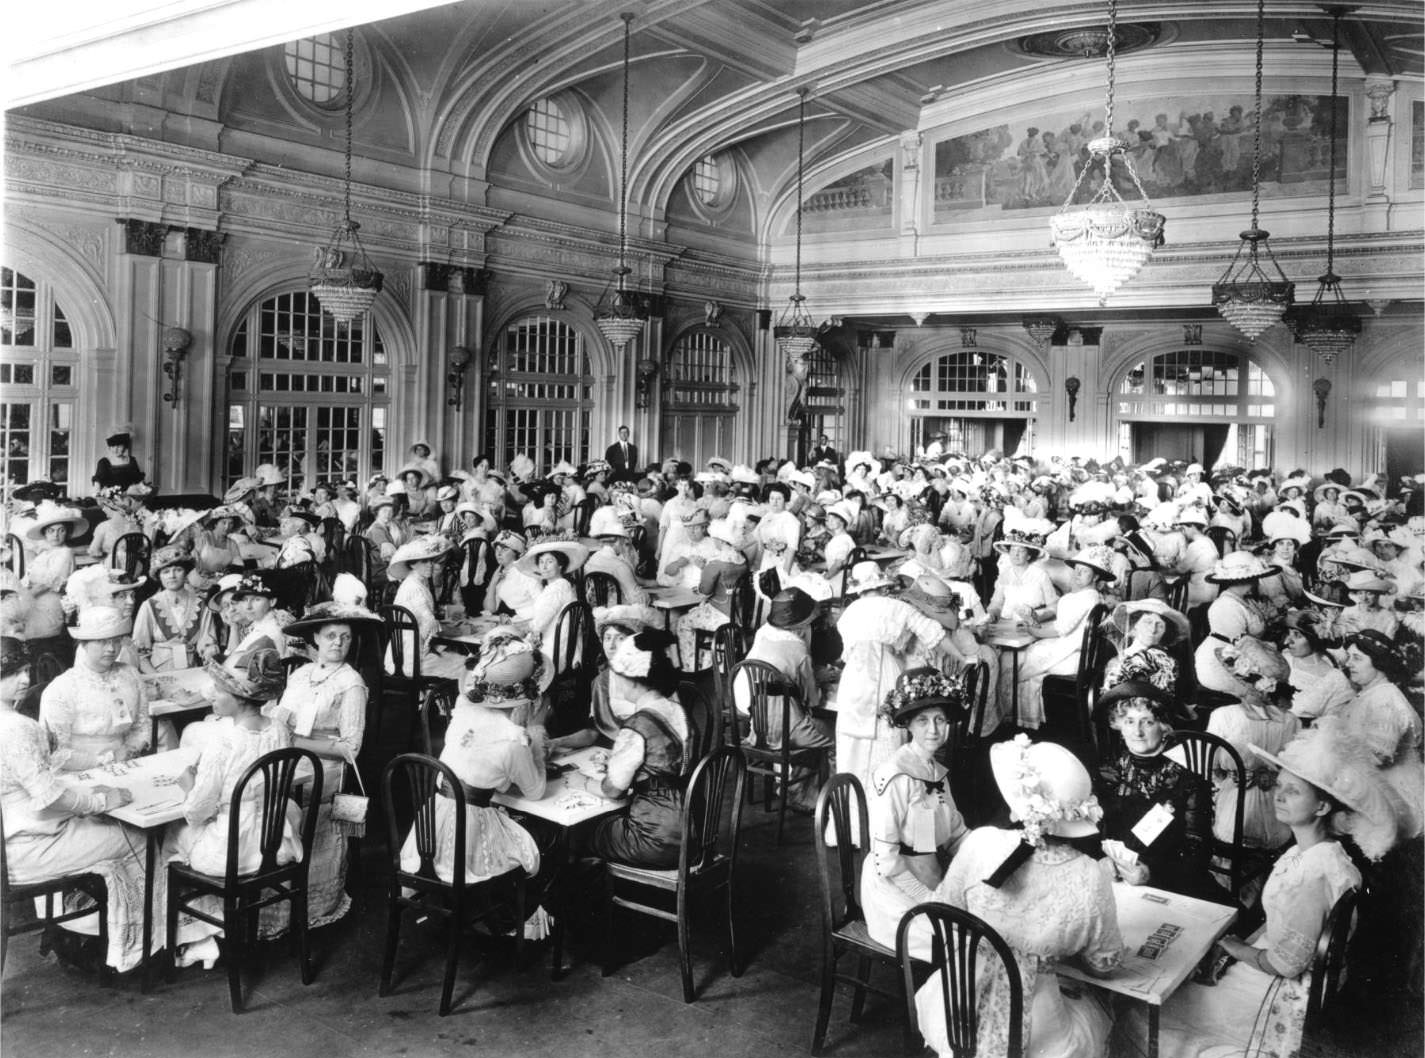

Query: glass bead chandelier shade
[1212,230,1294,340]
[1050,0,1164,305]
[595,14,647,354]
[776,89,821,362]
[1293,9,1357,365]
[309,29,382,325]
[1213,0,1293,339]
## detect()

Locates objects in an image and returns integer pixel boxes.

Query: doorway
[915,417,1030,458]
[1128,422,1230,466]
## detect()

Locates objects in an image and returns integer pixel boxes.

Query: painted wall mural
[932,93,1349,217]
[800,157,894,233]
[1411,100,1423,190]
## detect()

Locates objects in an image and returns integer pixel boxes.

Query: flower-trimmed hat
[69,605,131,641]
[151,545,196,575]
[846,560,893,595]
[1213,634,1291,700]
[549,460,578,479]
[592,604,662,635]
[992,520,1053,556]
[222,476,263,504]
[1262,510,1312,546]
[253,463,287,487]
[462,630,552,705]
[991,734,1103,845]
[208,646,286,703]
[878,667,966,727]
[1206,551,1279,585]
[284,600,383,643]
[387,535,454,580]
[1344,569,1395,594]
[1097,679,1193,724]
[681,507,711,528]
[1064,544,1117,581]
[231,571,278,600]
[1250,722,1408,860]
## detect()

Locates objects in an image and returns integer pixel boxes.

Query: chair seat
[833,918,897,960]
[10,871,105,900]
[606,862,679,886]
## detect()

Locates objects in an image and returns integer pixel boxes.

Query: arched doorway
[224,290,391,492]
[0,265,79,488]
[659,328,740,465]
[1368,363,1425,483]
[906,349,1040,456]
[482,314,595,472]
[1114,348,1277,468]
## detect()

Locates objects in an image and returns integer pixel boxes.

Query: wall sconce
[1065,376,1082,421]
[1313,377,1332,428]
[636,357,660,409]
[161,327,193,409]
[447,345,473,409]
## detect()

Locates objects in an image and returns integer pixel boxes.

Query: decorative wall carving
[119,218,167,256]
[183,228,225,264]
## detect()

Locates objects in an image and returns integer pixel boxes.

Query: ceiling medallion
[1017,23,1162,60]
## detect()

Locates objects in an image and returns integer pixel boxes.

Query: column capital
[1364,77,1396,122]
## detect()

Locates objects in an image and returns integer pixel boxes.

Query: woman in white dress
[861,670,970,954]
[0,636,156,973]
[1193,552,1276,695]
[386,535,469,682]
[1131,723,1405,1058]
[398,632,558,939]
[834,562,954,797]
[165,648,299,969]
[985,525,1058,624]
[917,736,1121,1058]
[1009,546,1113,730]
[40,607,150,770]
[1279,611,1353,722]
[512,538,589,666]
[1336,631,1424,838]
[22,504,87,655]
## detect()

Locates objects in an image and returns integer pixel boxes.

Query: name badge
[1131,802,1175,846]
[908,803,938,854]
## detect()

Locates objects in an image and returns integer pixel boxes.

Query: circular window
[283,34,352,108]
[686,153,738,220]
[522,93,589,174]
[692,156,722,206]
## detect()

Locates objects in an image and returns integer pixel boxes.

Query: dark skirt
[588,780,683,869]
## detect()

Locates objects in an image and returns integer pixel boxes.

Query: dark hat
[231,571,277,599]
[878,667,966,727]
[767,587,818,630]
[105,430,132,448]
[207,647,286,702]
[1097,680,1191,724]
[283,601,383,643]
[1326,468,1353,487]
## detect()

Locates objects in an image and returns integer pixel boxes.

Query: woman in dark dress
[587,628,690,869]
[1094,680,1224,901]
[92,426,146,490]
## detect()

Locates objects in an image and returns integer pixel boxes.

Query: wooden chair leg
[725,877,741,978]
[224,895,244,1014]
[165,871,180,983]
[849,955,872,1022]
[775,765,789,846]
[438,911,461,1017]
[293,884,314,986]
[811,946,839,1055]
[511,874,526,970]
[677,896,694,1003]
[379,897,402,996]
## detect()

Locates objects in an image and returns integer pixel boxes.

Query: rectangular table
[494,745,625,977]
[142,667,212,745]
[1057,883,1237,1058]
[432,614,504,651]
[976,621,1035,727]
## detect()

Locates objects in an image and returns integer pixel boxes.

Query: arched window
[0,266,78,487]
[1116,348,1276,468]
[660,329,740,464]
[483,316,593,471]
[224,291,390,491]
[907,350,1039,456]
[1368,368,1425,482]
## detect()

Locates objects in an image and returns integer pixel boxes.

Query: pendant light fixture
[595,13,646,354]
[776,88,818,370]
[309,28,383,324]
[1293,7,1359,365]
[1049,0,1165,304]
[1212,0,1294,339]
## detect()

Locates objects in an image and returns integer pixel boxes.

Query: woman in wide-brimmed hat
[398,631,560,939]
[22,503,90,649]
[1194,551,1279,695]
[834,562,958,800]
[673,519,746,672]
[132,545,201,673]
[163,646,298,969]
[549,604,662,754]
[39,606,151,771]
[1140,722,1406,1058]
[1102,597,1189,696]
[861,669,970,956]
[914,734,1119,1058]
[985,517,1057,625]
[385,535,467,682]
[508,536,590,673]
[1335,568,1400,638]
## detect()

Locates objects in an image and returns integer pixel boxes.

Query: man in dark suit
[605,424,639,478]
[810,434,839,468]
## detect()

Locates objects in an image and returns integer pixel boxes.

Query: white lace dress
[918,827,1123,1058]
[1133,841,1360,1058]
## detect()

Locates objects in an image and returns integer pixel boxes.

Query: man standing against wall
[605,424,639,480]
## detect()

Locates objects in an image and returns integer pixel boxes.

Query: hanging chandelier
[595,13,646,354]
[309,28,383,324]
[1293,8,1359,365]
[1049,0,1165,305]
[776,88,819,364]
[1212,0,1294,339]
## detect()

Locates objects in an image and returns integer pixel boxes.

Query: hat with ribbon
[69,605,131,641]
[253,464,287,487]
[25,504,89,541]
[151,545,196,574]
[845,560,893,595]
[1206,551,1279,585]
[1111,598,1189,645]
[208,646,286,703]
[387,535,454,580]
[1064,544,1117,581]
[493,530,527,555]
[462,631,552,705]
[1344,569,1395,594]
[592,604,662,635]
[768,587,818,630]
[516,537,590,576]
[231,570,278,600]
[284,600,383,643]
[991,734,1103,847]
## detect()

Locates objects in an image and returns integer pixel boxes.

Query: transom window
[664,331,738,410]
[802,342,844,448]
[0,266,77,487]
[283,35,346,107]
[526,97,574,166]
[1117,349,1275,418]
[225,291,389,491]
[909,352,1039,414]
[484,316,593,471]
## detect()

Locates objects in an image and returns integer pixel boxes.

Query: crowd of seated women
[1,429,1421,1058]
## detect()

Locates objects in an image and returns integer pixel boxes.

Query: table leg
[1011,649,1022,729]
[140,828,158,993]
[1148,1003,1160,1058]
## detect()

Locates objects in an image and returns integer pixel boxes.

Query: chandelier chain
[1103,0,1118,136]
[343,28,354,225]
[617,13,632,289]
[1249,0,1264,229]
[1324,8,1341,276]
[794,89,806,296]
